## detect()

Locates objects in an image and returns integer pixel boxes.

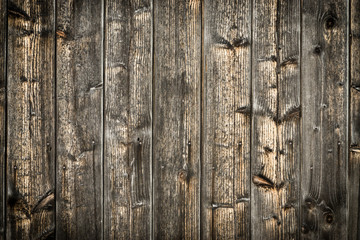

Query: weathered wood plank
[0,0,5,239]
[6,0,55,239]
[301,0,348,238]
[251,0,300,239]
[349,0,360,238]
[201,0,251,239]
[153,0,201,239]
[56,0,103,239]
[103,0,152,239]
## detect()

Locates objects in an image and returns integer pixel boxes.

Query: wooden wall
[0,0,358,239]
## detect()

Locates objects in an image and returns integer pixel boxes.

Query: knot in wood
[56,30,67,39]
[178,170,188,182]
[252,175,274,189]
[20,76,27,82]
[301,224,309,234]
[322,11,338,30]
[325,213,334,224]
[305,198,315,209]
[325,17,336,29]
[314,45,322,55]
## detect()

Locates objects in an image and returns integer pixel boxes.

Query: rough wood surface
[251,0,301,239]
[0,1,356,239]
[0,0,5,239]
[6,0,55,239]
[153,0,201,239]
[350,0,360,238]
[103,0,152,239]
[301,0,348,239]
[201,0,251,239]
[56,0,103,239]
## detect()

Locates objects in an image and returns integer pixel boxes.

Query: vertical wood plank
[153,0,201,239]
[103,0,152,239]
[6,0,55,239]
[301,0,348,238]
[201,0,251,239]
[0,0,5,238]
[251,0,300,239]
[56,0,103,239]
[349,0,359,238]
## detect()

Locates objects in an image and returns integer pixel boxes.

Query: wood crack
[31,189,55,214]
[8,2,31,20]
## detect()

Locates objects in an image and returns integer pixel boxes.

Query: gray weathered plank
[6,0,55,239]
[251,0,301,239]
[103,0,152,239]
[349,0,360,238]
[56,0,103,239]
[300,0,348,238]
[0,0,5,239]
[153,0,201,239]
[201,0,252,239]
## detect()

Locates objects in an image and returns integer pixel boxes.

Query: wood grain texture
[0,0,5,239]
[251,0,301,239]
[153,0,201,239]
[0,1,356,239]
[56,0,103,239]
[6,0,55,239]
[349,0,360,238]
[201,0,251,239]
[301,0,348,239]
[103,0,152,239]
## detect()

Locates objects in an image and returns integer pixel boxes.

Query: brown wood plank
[201,0,252,239]
[300,0,348,238]
[6,0,55,239]
[56,0,103,239]
[153,0,201,239]
[0,0,5,239]
[251,0,301,239]
[349,0,360,238]
[103,0,152,239]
